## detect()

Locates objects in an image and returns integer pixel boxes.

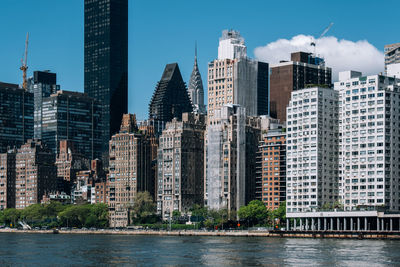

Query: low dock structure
[286,210,400,232]
[1,228,400,239]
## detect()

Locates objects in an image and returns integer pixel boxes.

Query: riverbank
[2,228,400,239]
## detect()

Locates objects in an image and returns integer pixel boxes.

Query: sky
[0,0,399,120]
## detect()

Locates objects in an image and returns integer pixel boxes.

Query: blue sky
[0,0,399,120]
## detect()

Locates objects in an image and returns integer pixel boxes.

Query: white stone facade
[335,73,400,211]
[286,87,339,213]
[218,30,247,60]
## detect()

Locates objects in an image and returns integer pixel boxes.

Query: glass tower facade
[27,70,59,140]
[0,83,34,153]
[41,91,103,161]
[84,0,128,153]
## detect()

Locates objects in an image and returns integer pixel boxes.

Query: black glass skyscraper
[149,63,193,124]
[0,82,34,153]
[27,70,59,140]
[84,0,128,153]
[41,91,103,161]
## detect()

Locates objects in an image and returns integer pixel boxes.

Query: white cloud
[254,34,384,81]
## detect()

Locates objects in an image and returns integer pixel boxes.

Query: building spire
[193,42,199,71]
[188,42,205,114]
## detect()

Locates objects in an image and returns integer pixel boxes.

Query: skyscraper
[207,30,269,120]
[84,0,128,151]
[255,119,286,210]
[27,70,59,140]
[108,114,153,227]
[285,87,339,213]
[149,63,193,129]
[218,30,247,60]
[205,105,261,216]
[335,71,400,211]
[188,46,206,114]
[41,90,103,160]
[157,113,206,220]
[0,82,33,153]
[269,51,332,122]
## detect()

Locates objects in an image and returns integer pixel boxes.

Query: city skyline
[1,0,399,120]
[3,4,400,265]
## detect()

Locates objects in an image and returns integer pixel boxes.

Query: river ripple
[0,233,399,266]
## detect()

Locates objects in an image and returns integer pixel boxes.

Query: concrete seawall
[1,229,400,239]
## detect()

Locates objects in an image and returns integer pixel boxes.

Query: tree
[44,201,67,216]
[91,204,108,224]
[131,191,157,224]
[190,204,208,222]
[85,214,98,228]
[0,203,109,229]
[270,201,286,225]
[332,201,344,210]
[58,205,92,227]
[322,202,331,210]
[0,210,5,224]
[3,209,21,227]
[321,201,343,211]
[86,204,108,228]
[172,210,181,217]
[238,200,269,227]
[206,209,229,228]
[204,219,214,229]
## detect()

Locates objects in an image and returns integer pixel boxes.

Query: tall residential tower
[108,114,153,227]
[270,52,332,122]
[286,87,339,213]
[157,113,206,220]
[207,30,269,120]
[335,71,400,211]
[205,105,261,216]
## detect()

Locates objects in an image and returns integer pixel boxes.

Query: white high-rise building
[387,63,400,78]
[286,87,339,213]
[335,72,400,211]
[218,30,247,60]
[208,30,269,120]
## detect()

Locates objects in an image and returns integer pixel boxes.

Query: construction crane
[310,22,333,55]
[20,33,29,90]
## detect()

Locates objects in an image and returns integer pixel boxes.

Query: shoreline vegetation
[0,202,109,229]
[0,198,287,231]
[1,228,400,239]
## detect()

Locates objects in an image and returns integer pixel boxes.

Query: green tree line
[128,193,287,229]
[0,202,108,228]
[238,200,286,227]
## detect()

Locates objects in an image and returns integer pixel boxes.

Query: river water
[0,233,399,266]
